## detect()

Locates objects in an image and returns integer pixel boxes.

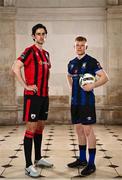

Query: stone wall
[15,2,112,124]
[15,6,107,96]
[0,6,18,125]
[0,0,3,6]
[0,0,122,125]
[16,0,106,8]
[106,5,122,123]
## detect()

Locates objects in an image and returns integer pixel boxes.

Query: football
[79,73,96,88]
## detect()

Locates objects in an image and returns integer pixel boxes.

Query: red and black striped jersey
[17,44,51,97]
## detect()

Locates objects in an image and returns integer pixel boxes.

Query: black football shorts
[23,95,49,122]
[71,105,96,125]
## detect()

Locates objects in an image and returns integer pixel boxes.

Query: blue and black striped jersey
[68,54,102,105]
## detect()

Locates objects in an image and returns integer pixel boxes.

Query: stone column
[107,0,119,5]
[0,0,3,6]
[105,6,122,124]
[0,7,18,125]
[4,0,16,6]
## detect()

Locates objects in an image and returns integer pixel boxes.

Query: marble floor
[0,124,122,180]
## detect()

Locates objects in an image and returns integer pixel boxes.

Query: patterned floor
[0,124,122,179]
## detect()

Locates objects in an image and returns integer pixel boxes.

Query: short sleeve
[68,61,74,75]
[92,59,103,74]
[17,48,32,66]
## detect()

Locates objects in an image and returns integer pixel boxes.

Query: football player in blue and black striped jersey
[67,36,109,176]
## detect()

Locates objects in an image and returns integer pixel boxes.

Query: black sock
[24,130,34,168]
[34,130,42,161]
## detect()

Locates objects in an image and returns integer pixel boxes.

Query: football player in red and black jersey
[12,24,53,177]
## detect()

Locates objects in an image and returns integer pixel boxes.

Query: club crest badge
[82,62,87,69]
[31,114,36,119]
[20,54,25,60]
[45,52,49,59]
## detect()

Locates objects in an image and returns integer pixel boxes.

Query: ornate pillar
[0,0,3,6]
[0,6,18,125]
[107,0,119,5]
[4,0,16,6]
[105,6,122,124]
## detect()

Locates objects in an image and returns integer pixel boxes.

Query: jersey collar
[77,54,86,60]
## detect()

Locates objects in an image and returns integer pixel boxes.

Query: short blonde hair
[75,36,87,42]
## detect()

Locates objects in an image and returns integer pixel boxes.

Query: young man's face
[32,28,47,45]
[74,40,87,56]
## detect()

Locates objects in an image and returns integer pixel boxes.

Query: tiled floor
[0,124,122,179]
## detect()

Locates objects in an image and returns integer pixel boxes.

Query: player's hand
[25,85,38,93]
[82,83,95,91]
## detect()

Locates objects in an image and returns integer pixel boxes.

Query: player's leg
[24,121,41,177]
[81,125,96,176]
[24,121,37,168]
[34,97,53,167]
[83,125,96,164]
[76,124,87,163]
[23,95,40,177]
[67,123,87,168]
[67,104,87,168]
[34,120,44,163]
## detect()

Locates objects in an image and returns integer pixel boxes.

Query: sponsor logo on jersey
[39,61,49,65]
[39,60,43,65]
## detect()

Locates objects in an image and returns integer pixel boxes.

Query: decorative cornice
[0,7,16,20]
[16,7,106,21]
[107,0,119,5]
[107,5,122,19]
[0,105,18,111]
[4,0,16,7]
[0,104,121,113]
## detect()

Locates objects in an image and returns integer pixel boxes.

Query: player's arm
[11,60,38,92]
[48,70,51,80]
[82,70,109,91]
[93,69,109,88]
[67,74,73,89]
[48,57,51,79]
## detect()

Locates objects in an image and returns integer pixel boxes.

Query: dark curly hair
[32,23,47,35]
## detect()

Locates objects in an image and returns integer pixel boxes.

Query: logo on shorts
[31,114,36,119]
[87,117,92,121]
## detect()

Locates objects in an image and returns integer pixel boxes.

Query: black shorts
[23,95,49,122]
[71,105,96,125]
